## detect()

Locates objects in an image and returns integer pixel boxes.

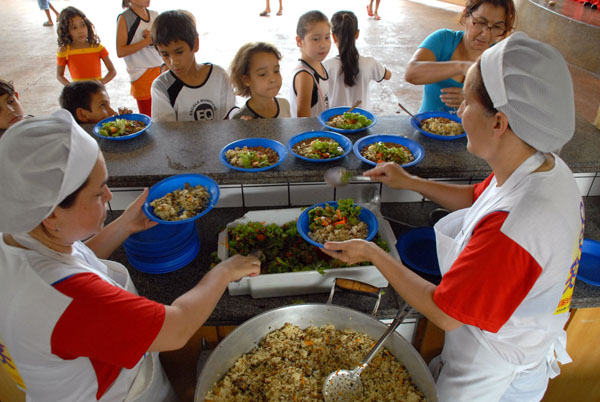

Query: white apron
[430,152,572,402]
[12,234,177,402]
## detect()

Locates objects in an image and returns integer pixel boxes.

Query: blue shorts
[37,0,50,10]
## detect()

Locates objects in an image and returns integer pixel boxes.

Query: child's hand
[118,107,134,115]
[240,115,253,121]
[142,29,153,46]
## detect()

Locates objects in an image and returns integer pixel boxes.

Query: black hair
[0,79,16,97]
[151,10,198,51]
[58,178,89,209]
[59,81,106,124]
[57,7,100,47]
[331,11,360,87]
[296,10,329,39]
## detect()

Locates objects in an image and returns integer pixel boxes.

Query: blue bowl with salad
[219,138,287,172]
[318,107,376,134]
[297,199,379,248]
[92,113,151,141]
[353,134,425,168]
[287,131,352,163]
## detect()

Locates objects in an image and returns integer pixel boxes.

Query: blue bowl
[396,227,441,276]
[411,112,466,140]
[318,107,376,134]
[92,113,152,141]
[297,201,378,248]
[143,174,220,224]
[353,134,425,168]
[125,232,198,263]
[287,131,352,163]
[219,138,287,172]
[127,238,200,274]
[124,225,197,256]
[578,239,600,286]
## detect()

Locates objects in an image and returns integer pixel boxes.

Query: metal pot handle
[327,278,383,316]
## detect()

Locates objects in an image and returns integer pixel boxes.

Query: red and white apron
[430,152,582,402]
[2,234,176,402]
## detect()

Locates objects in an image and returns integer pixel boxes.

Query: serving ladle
[324,167,371,187]
[322,303,414,401]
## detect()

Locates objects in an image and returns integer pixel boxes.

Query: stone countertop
[88,115,600,188]
[109,196,600,325]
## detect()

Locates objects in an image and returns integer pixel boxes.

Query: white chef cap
[480,32,575,152]
[0,109,99,233]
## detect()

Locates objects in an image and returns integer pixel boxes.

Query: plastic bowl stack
[123,222,200,274]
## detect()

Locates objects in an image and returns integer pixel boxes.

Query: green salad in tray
[326,112,372,130]
[211,218,388,275]
[98,118,145,137]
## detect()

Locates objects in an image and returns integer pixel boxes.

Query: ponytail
[331,11,359,87]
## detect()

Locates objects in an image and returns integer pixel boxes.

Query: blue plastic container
[410,112,466,140]
[318,107,376,134]
[143,174,220,224]
[396,227,441,276]
[297,201,378,248]
[578,239,600,286]
[126,239,200,274]
[287,131,352,163]
[92,113,151,141]
[353,134,425,168]
[219,138,287,172]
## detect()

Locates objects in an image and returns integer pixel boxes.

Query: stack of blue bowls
[123,221,199,274]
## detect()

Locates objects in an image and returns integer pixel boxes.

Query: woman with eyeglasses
[325,33,582,401]
[405,0,516,114]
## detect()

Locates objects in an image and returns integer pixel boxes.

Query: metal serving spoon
[346,100,362,113]
[322,303,414,401]
[397,102,421,124]
[324,167,371,187]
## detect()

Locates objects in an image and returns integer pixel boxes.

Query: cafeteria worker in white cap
[0,109,260,401]
[323,32,584,401]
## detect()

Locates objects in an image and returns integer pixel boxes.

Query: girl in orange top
[56,7,117,86]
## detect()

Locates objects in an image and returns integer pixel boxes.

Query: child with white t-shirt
[324,11,391,110]
[150,10,236,122]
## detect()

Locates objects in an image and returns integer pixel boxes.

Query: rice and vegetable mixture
[203,323,426,402]
[149,182,210,221]
[360,142,415,165]
[308,199,369,244]
[420,117,463,136]
[326,112,372,130]
[98,118,145,137]
[225,146,279,169]
[293,137,344,160]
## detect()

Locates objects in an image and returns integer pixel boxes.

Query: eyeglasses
[469,14,507,36]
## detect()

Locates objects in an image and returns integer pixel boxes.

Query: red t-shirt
[433,174,543,333]
[51,273,165,399]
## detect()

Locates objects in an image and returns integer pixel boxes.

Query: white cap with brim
[480,32,575,152]
[0,109,99,233]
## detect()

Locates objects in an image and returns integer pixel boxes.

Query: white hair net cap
[480,32,575,152]
[0,109,99,233]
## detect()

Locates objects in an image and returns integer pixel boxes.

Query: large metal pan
[194,281,438,401]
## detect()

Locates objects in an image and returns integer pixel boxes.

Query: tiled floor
[3,0,597,122]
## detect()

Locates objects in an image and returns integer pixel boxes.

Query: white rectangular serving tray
[219,207,399,298]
